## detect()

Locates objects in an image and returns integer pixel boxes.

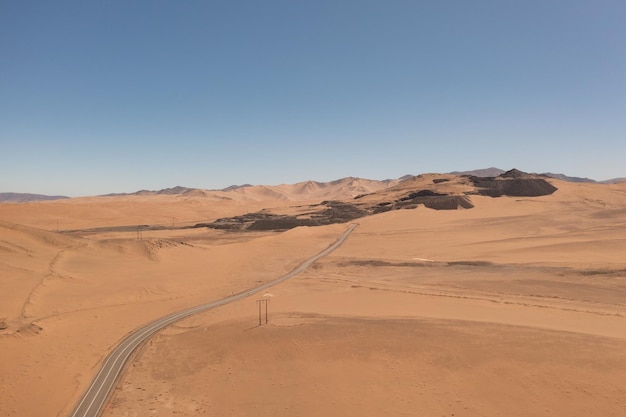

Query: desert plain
[1,174,626,417]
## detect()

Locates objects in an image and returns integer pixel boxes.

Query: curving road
[69,224,357,417]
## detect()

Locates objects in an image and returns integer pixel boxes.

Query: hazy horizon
[2,166,625,198]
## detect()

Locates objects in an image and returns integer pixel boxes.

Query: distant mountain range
[97,177,403,201]
[597,177,626,184]
[2,169,624,203]
[0,192,69,204]
[449,167,625,184]
[102,186,198,197]
[448,167,507,178]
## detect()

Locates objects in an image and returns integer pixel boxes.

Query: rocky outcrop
[468,169,557,197]
[200,201,368,231]
[188,169,558,231]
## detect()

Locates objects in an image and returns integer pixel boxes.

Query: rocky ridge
[200,169,557,231]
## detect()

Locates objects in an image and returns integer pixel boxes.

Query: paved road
[69,224,357,417]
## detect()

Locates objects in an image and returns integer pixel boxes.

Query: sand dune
[1,177,626,417]
[0,221,80,329]
[0,194,278,230]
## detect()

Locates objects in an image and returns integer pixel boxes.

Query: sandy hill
[351,168,559,205]
[224,177,401,201]
[0,221,80,331]
[96,177,402,202]
[0,193,281,231]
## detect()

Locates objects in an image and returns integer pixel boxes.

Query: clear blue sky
[2,1,625,196]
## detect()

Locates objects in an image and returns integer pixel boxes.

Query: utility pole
[256,299,270,325]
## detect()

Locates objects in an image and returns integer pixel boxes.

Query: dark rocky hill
[196,169,558,231]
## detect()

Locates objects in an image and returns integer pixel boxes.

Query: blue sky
[1,1,625,196]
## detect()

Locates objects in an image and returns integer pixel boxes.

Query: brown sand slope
[1,177,626,417]
[104,316,626,417]
[100,180,626,417]
[216,177,400,201]
[0,221,81,327]
[0,193,284,230]
[0,212,349,417]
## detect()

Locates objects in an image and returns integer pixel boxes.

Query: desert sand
[1,177,626,417]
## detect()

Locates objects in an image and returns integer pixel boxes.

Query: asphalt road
[69,224,357,417]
